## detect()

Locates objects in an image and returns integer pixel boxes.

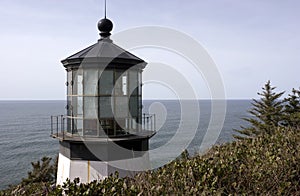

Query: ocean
[0,100,251,190]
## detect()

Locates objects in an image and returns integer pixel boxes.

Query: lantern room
[60,18,149,138]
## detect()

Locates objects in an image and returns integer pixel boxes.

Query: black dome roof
[61,39,146,69]
[61,17,147,69]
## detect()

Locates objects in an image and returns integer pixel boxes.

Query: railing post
[60,115,63,132]
[62,116,65,140]
[50,116,53,135]
[150,115,153,131]
[62,116,64,133]
[138,117,141,132]
[147,117,149,131]
[56,116,59,137]
[154,114,156,131]
[61,115,65,140]
[143,113,146,130]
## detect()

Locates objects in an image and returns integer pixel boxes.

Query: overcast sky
[0,0,299,100]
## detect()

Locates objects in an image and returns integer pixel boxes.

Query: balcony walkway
[50,114,156,142]
[51,130,156,142]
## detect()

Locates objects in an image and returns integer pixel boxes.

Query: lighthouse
[51,15,156,185]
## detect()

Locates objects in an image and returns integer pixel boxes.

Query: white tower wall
[56,152,150,185]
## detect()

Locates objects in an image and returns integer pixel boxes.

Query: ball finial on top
[98,18,113,38]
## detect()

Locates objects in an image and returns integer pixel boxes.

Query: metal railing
[50,113,156,139]
[50,115,65,139]
[142,113,156,132]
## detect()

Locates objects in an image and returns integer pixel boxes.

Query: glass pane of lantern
[99,70,113,95]
[115,97,128,118]
[138,72,142,96]
[129,96,138,118]
[71,96,83,117]
[67,96,72,116]
[84,69,98,96]
[72,119,77,133]
[114,71,123,96]
[77,75,83,95]
[67,117,72,133]
[72,70,77,95]
[72,96,78,116]
[77,96,83,116]
[75,119,83,136]
[122,75,127,95]
[73,70,83,95]
[67,71,72,95]
[129,71,138,96]
[99,97,114,118]
[84,97,98,118]
[84,119,98,136]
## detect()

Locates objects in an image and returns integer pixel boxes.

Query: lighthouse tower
[51,16,156,185]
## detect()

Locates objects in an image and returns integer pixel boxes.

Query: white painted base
[56,153,151,185]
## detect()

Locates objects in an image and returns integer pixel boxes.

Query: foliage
[0,156,57,196]
[0,182,54,196]
[51,127,300,195]
[284,87,300,127]
[234,80,285,139]
[21,156,57,185]
[3,127,299,195]
[1,128,300,195]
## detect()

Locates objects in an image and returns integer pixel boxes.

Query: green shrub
[51,127,300,195]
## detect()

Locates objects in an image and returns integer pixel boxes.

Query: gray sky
[0,0,299,100]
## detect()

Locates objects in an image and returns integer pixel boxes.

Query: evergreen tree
[234,81,285,139]
[22,156,56,185]
[284,88,300,128]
